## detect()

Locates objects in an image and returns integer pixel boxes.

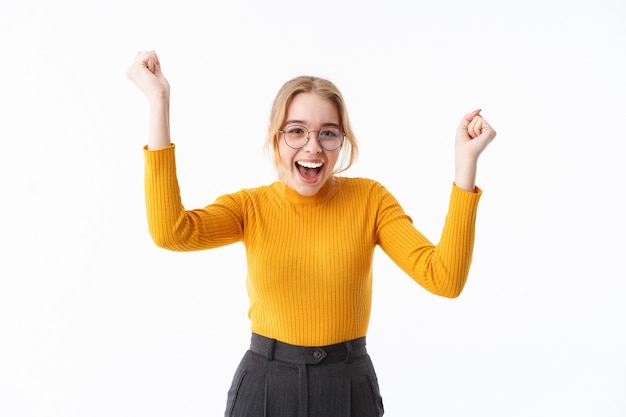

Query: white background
[1,0,625,416]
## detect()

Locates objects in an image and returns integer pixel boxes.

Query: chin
[288,179,319,196]
[297,186,321,196]
[281,167,330,196]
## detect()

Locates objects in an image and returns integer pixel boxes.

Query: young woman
[127,50,496,417]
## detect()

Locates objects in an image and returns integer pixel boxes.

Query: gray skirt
[224,333,384,417]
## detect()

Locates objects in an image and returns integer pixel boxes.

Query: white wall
[1,0,624,416]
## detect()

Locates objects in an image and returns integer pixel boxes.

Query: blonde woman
[127,50,496,417]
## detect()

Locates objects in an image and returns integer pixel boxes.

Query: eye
[319,128,340,137]
[285,125,307,135]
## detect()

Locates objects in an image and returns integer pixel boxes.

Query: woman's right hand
[126,50,170,103]
[127,50,172,150]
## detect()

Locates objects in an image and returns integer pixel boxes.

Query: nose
[303,131,323,153]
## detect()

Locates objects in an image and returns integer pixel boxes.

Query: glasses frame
[279,124,345,151]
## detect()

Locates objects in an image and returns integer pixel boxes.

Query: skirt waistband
[249,333,367,365]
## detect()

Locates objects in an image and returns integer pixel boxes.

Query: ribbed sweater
[144,145,482,346]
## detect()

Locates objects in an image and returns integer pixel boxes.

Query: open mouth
[296,161,323,180]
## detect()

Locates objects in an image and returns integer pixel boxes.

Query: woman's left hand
[454,109,496,192]
[455,109,496,163]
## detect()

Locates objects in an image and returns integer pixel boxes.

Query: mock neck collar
[272,177,341,204]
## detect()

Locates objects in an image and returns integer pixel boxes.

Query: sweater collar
[273,177,341,204]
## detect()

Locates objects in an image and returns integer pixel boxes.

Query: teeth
[297,161,323,169]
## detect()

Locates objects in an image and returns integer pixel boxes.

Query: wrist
[454,157,478,192]
[147,90,170,107]
[147,96,171,151]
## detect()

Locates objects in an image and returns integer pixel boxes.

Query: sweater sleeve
[143,145,243,251]
[376,183,481,298]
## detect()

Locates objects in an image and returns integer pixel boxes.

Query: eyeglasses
[279,124,345,151]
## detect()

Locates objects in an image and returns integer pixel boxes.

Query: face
[278,92,342,196]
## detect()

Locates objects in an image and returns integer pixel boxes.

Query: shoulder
[338,177,405,214]
[337,177,390,196]
[333,177,397,208]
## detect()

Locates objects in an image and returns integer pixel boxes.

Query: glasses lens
[318,128,343,150]
[283,125,308,149]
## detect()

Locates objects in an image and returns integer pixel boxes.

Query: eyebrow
[284,120,341,129]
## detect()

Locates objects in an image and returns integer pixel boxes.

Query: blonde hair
[265,76,358,174]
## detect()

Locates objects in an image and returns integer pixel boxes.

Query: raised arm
[126,50,172,150]
[454,109,496,192]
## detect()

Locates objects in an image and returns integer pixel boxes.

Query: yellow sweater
[144,145,481,346]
